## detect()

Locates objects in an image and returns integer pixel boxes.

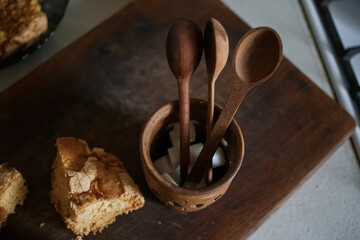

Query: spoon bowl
[234,27,282,85]
[204,18,229,82]
[166,19,203,79]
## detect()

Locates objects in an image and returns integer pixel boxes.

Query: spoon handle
[206,80,215,183]
[185,81,249,187]
[178,78,190,185]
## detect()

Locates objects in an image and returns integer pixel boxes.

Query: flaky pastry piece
[50,137,145,236]
[0,164,28,228]
[0,0,48,60]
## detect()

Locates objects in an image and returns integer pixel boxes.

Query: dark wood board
[0,0,355,239]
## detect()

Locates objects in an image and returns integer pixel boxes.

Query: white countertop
[1,0,359,239]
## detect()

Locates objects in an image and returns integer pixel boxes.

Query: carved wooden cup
[140,99,244,212]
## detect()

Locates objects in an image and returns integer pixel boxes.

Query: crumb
[39,222,45,228]
[71,236,83,240]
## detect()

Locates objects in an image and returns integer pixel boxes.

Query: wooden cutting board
[0,0,355,239]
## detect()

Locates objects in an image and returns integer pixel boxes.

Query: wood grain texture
[204,18,229,183]
[186,27,283,187]
[0,0,355,239]
[166,19,203,185]
[140,99,244,212]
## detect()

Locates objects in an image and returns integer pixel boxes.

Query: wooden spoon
[204,18,229,183]
[185,27,283,187]
[166,18,203,185]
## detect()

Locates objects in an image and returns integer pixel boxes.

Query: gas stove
[301,0,360,158]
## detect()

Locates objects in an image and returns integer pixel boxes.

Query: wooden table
[0,0,355,239]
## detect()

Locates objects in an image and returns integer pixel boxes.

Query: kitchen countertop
[0,0,359,239]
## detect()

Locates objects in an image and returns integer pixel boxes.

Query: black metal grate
[314,0,360,110]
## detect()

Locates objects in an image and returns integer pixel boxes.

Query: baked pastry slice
[50,137,145,236]
[0,164,28,228]
[0,0,48,60]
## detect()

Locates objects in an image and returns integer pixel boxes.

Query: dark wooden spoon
[185,27,283,187]
[166,18,203,185]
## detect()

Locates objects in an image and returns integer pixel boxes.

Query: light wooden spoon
[204,18,229,183]
[185,27,283,187]
[166,18,203,185]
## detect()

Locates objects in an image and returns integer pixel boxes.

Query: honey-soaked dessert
[0,0,48,60]
[50,137,144,236]
[0,164,28,228]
